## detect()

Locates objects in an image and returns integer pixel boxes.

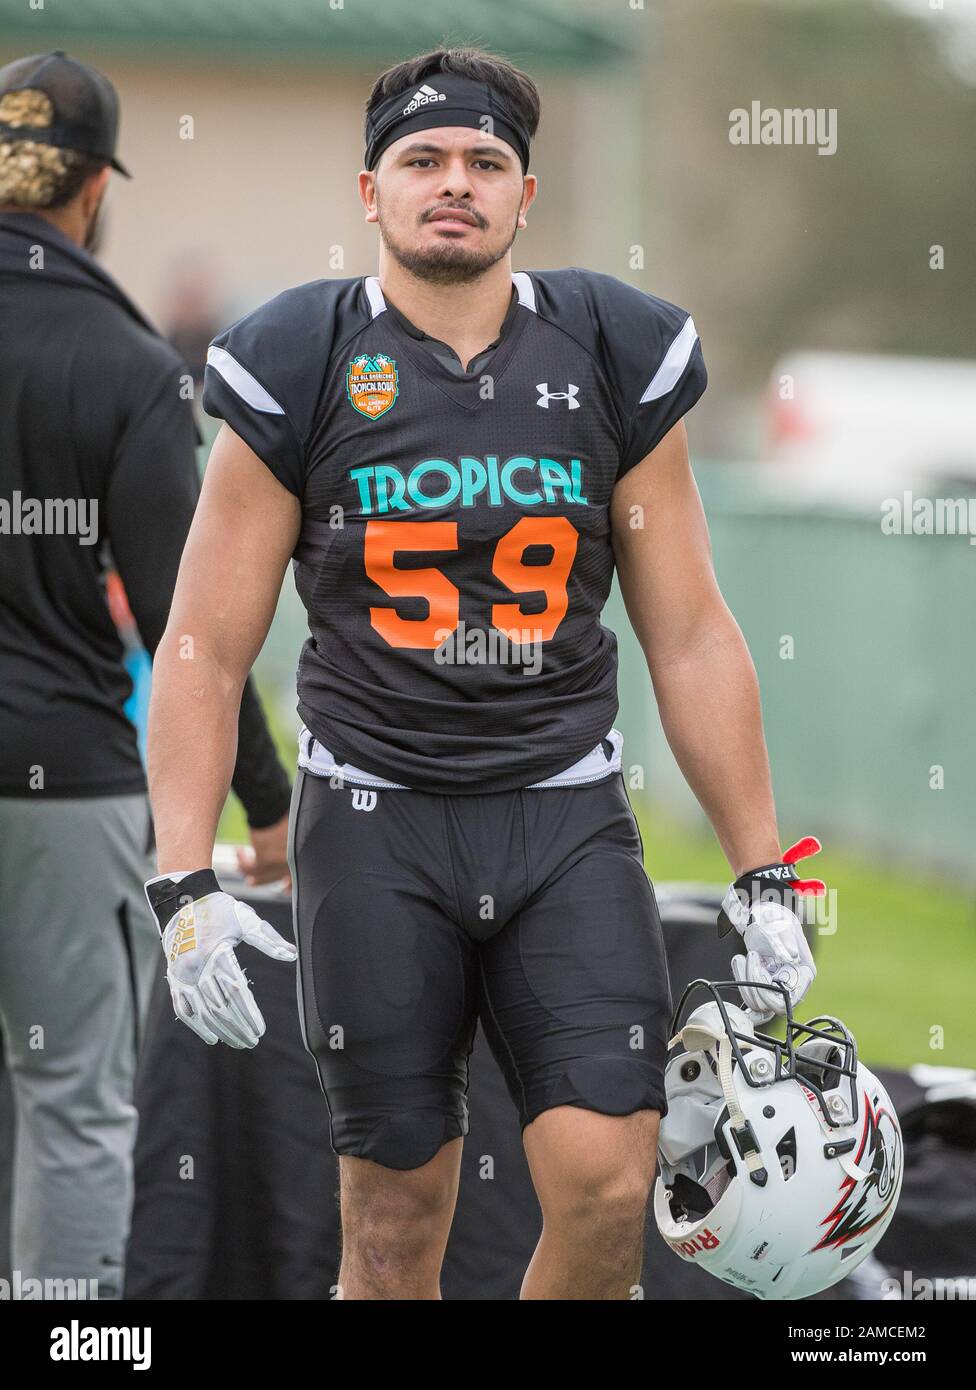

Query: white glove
[146,873,297,1048]
[730,900,816,1024]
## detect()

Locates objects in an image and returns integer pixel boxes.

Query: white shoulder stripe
[638,315,698,404]
[206,345,285,415]
[512,271,536,312]
[363,275,387,318]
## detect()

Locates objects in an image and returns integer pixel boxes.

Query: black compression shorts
[287,768,672,1171]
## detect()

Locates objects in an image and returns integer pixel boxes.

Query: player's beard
[379,203,519,286]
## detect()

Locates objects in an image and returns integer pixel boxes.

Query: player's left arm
[610,419,781,878]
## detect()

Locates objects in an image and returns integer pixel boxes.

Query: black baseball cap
[0,50,131,177]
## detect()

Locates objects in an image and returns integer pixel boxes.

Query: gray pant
[0,794,159,1298]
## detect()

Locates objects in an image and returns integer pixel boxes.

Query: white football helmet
[653,979,903,1300]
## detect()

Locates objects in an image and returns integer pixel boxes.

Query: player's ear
[518,173,538,228]
[358,169,379,223]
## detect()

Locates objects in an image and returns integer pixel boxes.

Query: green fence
[608,463,975,885]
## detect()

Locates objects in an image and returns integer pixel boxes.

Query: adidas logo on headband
[403,83,447,116]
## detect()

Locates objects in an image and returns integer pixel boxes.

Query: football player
[144,46,823,1299]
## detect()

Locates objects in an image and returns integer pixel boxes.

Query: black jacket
[0,213,290,826]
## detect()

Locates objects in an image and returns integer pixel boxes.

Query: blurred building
[0,0,639,322]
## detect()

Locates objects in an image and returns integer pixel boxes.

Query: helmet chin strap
[716,1037,767,1184]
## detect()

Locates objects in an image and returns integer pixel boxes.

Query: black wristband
[145,869,221,936]
[717,860,800,938]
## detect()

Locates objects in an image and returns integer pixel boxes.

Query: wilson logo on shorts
[351,789,378,812]
[347,353,399,420]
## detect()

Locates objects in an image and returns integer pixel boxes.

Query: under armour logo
[351,789,377,812]
[536,382,580,409]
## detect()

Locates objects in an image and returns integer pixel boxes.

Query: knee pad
[531,1057,667,1128]
[337,1107,468,1171]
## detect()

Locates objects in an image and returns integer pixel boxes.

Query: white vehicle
[766,350,976,504]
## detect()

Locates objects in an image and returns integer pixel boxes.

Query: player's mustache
[421,204,488,229]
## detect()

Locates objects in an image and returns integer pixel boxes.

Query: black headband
[365,73,531,174]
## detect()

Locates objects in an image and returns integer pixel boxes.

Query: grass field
[220,683,975,1075]
[634,801,975,1071]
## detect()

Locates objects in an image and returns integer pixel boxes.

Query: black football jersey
[202,268,706,794]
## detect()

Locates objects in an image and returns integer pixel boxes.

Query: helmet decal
[810,1090,902,1252]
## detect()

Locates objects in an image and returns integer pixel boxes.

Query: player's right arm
[144,285,330,1047]
[142,424,301,1049]
[146,422,301,873]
